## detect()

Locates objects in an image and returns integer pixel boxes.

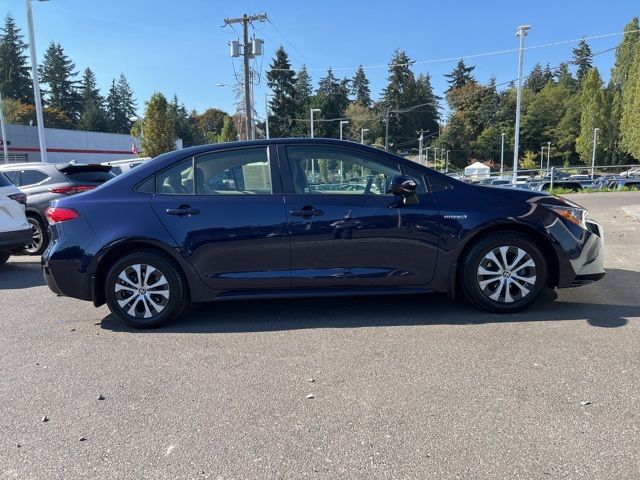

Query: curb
[620,206,640,221]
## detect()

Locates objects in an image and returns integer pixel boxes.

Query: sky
[3,0,639,119]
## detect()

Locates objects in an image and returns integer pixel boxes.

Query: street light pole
[418,131,424,165]
[339,120,349,140]
[26,0,48,163]
[547,141,551,172]
[540,146,545,172]
[361,128,369,144]
[310,108,320,138]
[512,24,531,184]
[500,133,505,177]
[591,127,599,179]
[446,150,450,173]
[0,91,9,164]
[264,93,272,139]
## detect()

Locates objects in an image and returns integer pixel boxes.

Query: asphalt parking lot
[1,192,639,479]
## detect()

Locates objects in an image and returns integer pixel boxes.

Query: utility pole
[264,93,272,139]
[547,141,551,172]
[591,128,599,179]
[224,12,267,140]
[540,146,545,172]
[0,91,9,164]
[513,24,531,184]
[445,150,450,173]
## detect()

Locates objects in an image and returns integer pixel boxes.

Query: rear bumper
[0,228,32,251]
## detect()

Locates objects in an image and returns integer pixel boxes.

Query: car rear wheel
[22,216,48,255]
[105,252,186,328]
[461,232,547,313]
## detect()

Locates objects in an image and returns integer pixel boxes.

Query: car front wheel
[461,232,547,313]
[105,252,187,328]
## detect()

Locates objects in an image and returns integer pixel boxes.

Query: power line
[269,29,640,73]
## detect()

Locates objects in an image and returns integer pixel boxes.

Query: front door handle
[166,206,200,217]
[289,206,324,219]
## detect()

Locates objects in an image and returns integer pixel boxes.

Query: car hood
[479,184,585,209]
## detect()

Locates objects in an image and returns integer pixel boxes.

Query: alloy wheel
[24,219,44,254]
[476,246,537,304]
[114,264,170,319]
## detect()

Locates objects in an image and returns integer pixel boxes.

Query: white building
[2,124,141,164]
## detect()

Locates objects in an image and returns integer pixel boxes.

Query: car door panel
[280,144,440,289]
[150,146,291,291]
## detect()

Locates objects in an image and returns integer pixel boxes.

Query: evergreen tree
[168,95,193,146]
[542,64,554,85]
[219,115,237,142]
[140,92,175,157]
[413,73,439,135]
[576,68,606,163]
[313,68,350,138]
[351,66,371,107]
[106,74,136,133]
[555,62,577,93]
[39,42,81,122]
[293,64,313,136]
[607,18,640,164]
[525,63,547,93]
[620,41,640,160]
[381,50,417,146]
[444,59,475,93]
[266,46,298,137]
[572,39,593,84]
[0,14,33,103]
[77,68,107,131]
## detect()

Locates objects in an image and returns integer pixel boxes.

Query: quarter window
[286,146,401,195]
[20,170,49,187]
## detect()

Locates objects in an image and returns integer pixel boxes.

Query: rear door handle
[166,206,200,217]
[289,206,323,218]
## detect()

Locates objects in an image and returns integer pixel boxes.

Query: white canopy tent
[464,161,491,177]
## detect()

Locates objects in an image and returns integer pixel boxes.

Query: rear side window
[157,158,195,195]
[0,172,12,187]
[194,147,271,195]
[66,170,115,184]
[20,170,49,187]
[3,170,18,184]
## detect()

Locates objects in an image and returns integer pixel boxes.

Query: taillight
[46,207,80,223]
[49,185,96,195]
[8,193,27,205]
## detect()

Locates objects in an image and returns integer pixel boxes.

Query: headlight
[547,205,587,229]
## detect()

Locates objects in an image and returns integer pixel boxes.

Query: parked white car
[0,172,32,266]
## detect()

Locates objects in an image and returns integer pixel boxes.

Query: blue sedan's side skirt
[211,286,433,302]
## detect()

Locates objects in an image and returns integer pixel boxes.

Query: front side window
[20,170,49,187]
[286,146,400,195]
[194,147,271,195]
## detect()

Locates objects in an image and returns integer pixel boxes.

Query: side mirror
[389,175,419,206]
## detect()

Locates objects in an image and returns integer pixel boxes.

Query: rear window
[0,172,12,187]
[66,170,116,184]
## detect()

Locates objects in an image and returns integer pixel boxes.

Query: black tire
[22,216,48,255]
[105,251,187,328]
[461,232,547,313]
[0,251,10,266]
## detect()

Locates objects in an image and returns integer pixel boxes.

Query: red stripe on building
[8,146,134,155]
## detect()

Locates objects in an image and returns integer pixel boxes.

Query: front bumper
[567,219,605,287]
[0,227,32,251]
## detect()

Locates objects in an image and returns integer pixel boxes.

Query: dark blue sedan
[42,139,605,328]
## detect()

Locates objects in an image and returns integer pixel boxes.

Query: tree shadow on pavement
[0,260,45,290]
[98,268,640,334]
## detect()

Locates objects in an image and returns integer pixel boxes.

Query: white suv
[0,172,31,266]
